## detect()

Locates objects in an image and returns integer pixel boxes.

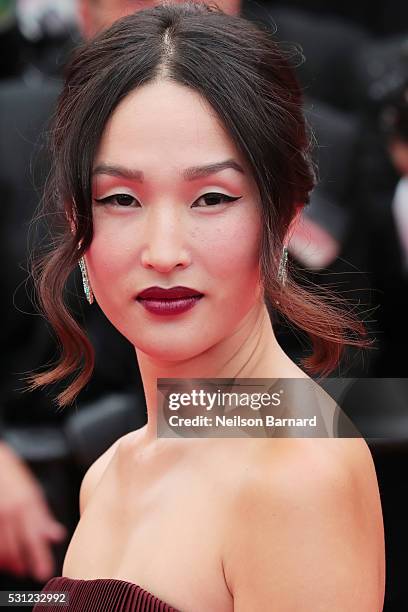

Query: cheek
[203,210,262,283]
[85,218,133,292]
[200,212,263,327]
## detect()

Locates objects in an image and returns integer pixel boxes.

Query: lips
[137,286,203,299]
[136,286,204,316]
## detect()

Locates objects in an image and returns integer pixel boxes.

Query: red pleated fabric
[32,576,180,611]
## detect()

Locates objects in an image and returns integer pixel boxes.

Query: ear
[64,201,77,237]
[286,203,304,243]
[77,0,92,40]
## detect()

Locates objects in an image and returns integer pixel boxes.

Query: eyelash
[93,192,242,208]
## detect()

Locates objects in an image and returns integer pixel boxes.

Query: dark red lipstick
[136,286,204,316]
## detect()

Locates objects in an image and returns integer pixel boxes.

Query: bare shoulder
[79,429,141,515]
[221,437,385,611]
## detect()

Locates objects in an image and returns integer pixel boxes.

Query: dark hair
[27,1,373,407]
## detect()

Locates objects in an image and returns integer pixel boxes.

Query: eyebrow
[92,159,245,182]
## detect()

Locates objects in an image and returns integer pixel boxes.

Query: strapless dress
[31,576,180,611]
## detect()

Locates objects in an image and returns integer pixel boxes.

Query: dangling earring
[277,245,288,287]
[78,256,94,304]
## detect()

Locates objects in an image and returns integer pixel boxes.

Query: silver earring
[277,245,288,287]
[78,256,94,304]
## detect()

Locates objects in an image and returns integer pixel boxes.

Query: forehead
[94,0,152,11]
[93,0,239,16]
[94,79,245,170]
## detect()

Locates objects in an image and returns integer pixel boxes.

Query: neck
[135,301,302,446]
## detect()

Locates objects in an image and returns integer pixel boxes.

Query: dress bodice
[31,576,179,611]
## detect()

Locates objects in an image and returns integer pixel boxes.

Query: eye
[192,193,242,207]
[93,192,242,208]
[94,194,138,207]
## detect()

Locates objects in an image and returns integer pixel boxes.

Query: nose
[140,205,191,273]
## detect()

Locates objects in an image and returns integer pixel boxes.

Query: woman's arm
[222,439,385,611]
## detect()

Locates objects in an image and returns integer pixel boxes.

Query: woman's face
[87,79,263,361]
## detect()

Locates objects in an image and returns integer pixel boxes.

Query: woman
[29,2,385,610]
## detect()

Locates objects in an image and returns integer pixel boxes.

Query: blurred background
[0,0,407,610]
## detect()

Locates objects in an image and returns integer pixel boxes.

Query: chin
[138,321,233,362]
[133,335,213,363]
